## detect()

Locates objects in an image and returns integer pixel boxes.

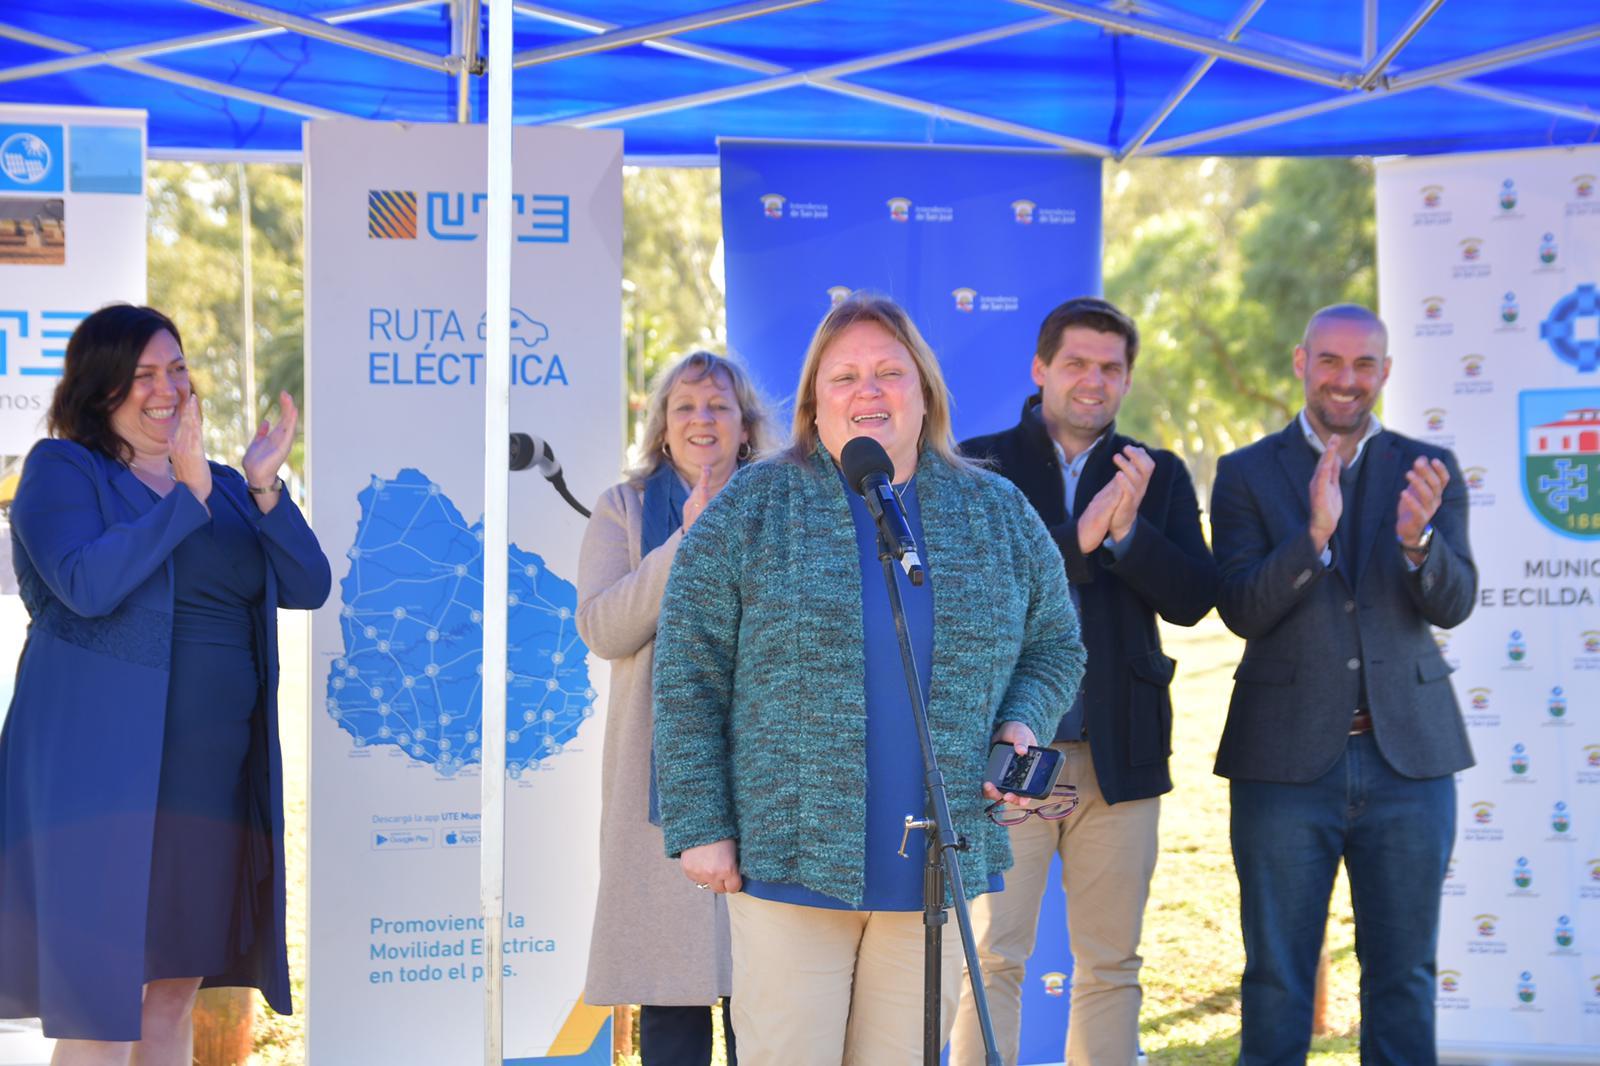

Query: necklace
[127,458,175,482]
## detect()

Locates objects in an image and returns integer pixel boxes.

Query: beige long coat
[577,481,733,1006]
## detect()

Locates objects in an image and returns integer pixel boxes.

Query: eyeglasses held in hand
[986,783,1079,827]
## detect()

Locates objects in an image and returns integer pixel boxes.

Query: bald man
[1209,304,1476,1065]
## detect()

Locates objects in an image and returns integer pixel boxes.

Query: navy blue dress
[142,489,266,980]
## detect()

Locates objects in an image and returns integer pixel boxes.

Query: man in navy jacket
[1211,304,1475,1065]
[953,297,1217,1066]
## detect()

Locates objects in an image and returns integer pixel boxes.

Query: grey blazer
[1209,419,1477,783]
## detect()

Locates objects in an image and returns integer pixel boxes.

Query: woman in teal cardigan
[653,294,1085,1064]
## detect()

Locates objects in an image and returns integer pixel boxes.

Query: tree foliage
[147,162,305,467]
[621,166,726,429]
[1104,156,1375,498]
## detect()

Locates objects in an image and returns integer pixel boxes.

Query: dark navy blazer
[963,398,1218,805]
[1209,420,1476,783]
[0,438,330,1040]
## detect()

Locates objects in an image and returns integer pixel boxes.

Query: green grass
[257,613,1362,1065]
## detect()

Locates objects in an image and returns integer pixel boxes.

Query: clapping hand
[170,393,212,505]
[1107,445,1154,542]
[1397,456,1449,549]
[243,391,297,493]
[682,464,713,531]
[1308,436,1343,553]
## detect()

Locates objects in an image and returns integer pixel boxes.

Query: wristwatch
[1400,523,1434,553]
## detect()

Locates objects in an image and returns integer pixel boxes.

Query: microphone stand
[875,529,1005,1066]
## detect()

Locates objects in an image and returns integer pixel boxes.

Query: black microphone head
[840,436,894,495]
[509,432,536,471]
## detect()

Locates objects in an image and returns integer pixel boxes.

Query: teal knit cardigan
[652,445,1085,906]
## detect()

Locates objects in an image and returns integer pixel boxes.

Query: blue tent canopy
[0,0,1595,160]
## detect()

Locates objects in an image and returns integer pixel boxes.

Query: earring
[737,442,752,461]
[661,441,672,458]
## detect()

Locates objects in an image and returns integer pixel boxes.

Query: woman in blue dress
[0,304,331,1064]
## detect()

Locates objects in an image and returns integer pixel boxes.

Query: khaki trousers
[950,742,1159,1066]
[725,891,963,1065]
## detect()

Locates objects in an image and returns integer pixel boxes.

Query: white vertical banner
[1378,146,1600,1063]
[305,120,622,1065]
[0,105,145,455]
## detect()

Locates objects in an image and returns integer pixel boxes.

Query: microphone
[840,436,925,586]
[509,432,591,519]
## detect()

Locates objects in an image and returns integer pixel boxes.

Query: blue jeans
[1231,734,1455,1066]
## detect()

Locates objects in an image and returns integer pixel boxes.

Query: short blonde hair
[785,292,972,471]
[628,350,777,486]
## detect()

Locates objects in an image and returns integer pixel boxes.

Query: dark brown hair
[1034,296,1140,370]
[48,304,184,462]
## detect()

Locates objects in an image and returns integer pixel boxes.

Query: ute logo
[1543,284,1600,373]
[1520,390,1600,539]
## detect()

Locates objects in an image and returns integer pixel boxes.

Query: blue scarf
[640,461,689,825]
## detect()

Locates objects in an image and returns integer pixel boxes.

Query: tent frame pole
[564,15,1068,128]
[0,19,343,118]
[1118,0,1267,160]
[482,0,512,1062]
[455,0,482,122]
[1356,0,1445,90]
[1008,0,1353,88]
[0,0,426,84]
[1386,23,1600,89]
[512,0,821,70]
[185,0,454,71]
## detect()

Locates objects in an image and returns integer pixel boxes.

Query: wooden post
[613,1005,634,1058]
[192,987,254,1066]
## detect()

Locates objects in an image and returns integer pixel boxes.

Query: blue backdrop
[721,142,1097,1065]
[720,141,1101,442]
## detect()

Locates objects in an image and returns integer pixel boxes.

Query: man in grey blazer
[1210,304,1475,1066]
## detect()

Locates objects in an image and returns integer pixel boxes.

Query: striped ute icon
[368,189,417,239]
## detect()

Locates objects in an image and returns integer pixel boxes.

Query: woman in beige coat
[577,350,775,1066]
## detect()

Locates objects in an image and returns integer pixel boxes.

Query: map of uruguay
[327,469,594,776]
